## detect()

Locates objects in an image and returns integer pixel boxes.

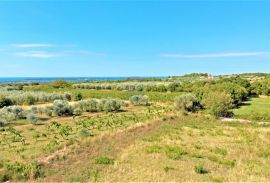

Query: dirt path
[220,117,270,125]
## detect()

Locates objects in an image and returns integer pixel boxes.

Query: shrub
[102,99,122,112]
[79,128,91,138]
[26,95,35,105]
[130,95,149,106]
[74,93,83,101]
[26,112,38,124]
[175,94,200,112]
[95,156,114,165]
[0,95,14,108]
[4,106,25,119]
[64,92,72,101]
[51,80,69,88]
[3,161,42,180]
[73,107,83,116]
[52,100,73,116]
[165,146,187,160]
[202,91,233,117]
[194,164,208,174]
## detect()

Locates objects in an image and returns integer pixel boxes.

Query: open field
[1,74,270,182]
[42,114,270,182]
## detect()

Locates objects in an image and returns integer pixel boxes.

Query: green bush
[0,95,14,108]
[3,161,42,181]
[202,91,233,117]
[175,94,200,112]
[165,146,187,160]
[74,92,83,101]
[194,164,208,174]
[26,95,35,105]
[51,80,70,88]
[130,95,149,106]
[95,156,114,165]
[52,100,73,116]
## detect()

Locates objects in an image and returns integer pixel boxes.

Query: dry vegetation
[0,73,270,182]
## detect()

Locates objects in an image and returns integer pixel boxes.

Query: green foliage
[130,95,149,106]
[145,145,163,153]
[250,78,270,96]
[2,161,42,181]
[26,95,36,105]
[0,95,14,108]
[194,164,208,174]
[51,80,70,88]
[52,100,73,116]
[165,146,187,160]
[74,92,83,101]
[175,94,200,112]
[95,156,114,165]
[78,128,91,138]
[202,91,233,117]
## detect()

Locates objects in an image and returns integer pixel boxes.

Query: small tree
[202,91,233,118]
[52,100,73,116]
[130,95,149,106]
[175,94,200,112]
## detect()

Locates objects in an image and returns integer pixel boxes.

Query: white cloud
[12,43,53,48]
[160,52,270,58]
[14,51,64,58]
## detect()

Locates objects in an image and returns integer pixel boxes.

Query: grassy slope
[233,97,270,121]
[41,114,270,182]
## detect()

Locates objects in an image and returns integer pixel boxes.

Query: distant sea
[0,77,164,83]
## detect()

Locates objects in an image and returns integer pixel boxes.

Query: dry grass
[36,114,270,182]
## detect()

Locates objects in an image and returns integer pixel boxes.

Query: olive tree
[175,94,200,112]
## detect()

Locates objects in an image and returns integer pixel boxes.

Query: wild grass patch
[95,156,114,165]
[165,146,187,160]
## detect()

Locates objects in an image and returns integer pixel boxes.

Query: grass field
[40,114,270,182]
[233,96,270,122]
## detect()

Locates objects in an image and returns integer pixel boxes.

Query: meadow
[0,73,270,182]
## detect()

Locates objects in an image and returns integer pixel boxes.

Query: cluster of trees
[0,91,72,107]
[72,76,268,99]
[250,77,270,96]
[0,105,37,126]
[174,77,253,117]
[42,98,123,117]
[72,82,181,92]
[175,92,233,118]
[0,98,123,127]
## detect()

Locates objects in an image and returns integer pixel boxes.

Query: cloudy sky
[0,1,270,77]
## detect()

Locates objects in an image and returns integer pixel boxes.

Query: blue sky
[0,1,270,77]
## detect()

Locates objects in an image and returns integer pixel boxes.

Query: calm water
[0,77,164,83]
